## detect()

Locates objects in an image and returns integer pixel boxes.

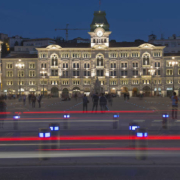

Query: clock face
[97,31,103,37]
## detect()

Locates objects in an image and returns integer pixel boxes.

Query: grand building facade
[1,11,180,97]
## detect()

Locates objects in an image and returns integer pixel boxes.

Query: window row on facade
[7,69,180,77]
[8,79,180,86]
[39,52,162,59]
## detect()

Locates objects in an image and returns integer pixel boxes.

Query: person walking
[83,94,88,112]
[37,94,42,108]
[32,94,36,108]
[92,92,99,111]
[100,93,107,112]
[23,95,26,106]
[28,94,31,105]
[171,92,179,120]
[0,97,7,129]
[124,93,126,100]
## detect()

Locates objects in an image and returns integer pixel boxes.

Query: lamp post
[169,57,178,93]
[15,60,24,96]
[148,66,156,97]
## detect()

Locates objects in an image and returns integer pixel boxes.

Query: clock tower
[88,11,111,49]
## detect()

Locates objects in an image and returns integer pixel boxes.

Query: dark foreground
[0,165,179,180]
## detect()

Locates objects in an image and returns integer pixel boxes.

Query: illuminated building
[1,11,180,97]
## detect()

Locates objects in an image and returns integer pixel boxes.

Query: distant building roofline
[23,38,55,42]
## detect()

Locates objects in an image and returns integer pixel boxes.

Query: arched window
[93,39,95,43]
[104,39,106,43]
[97,55,103,66]
[51,55,58,66]
[101,39,103,43]
[143,54,150,65]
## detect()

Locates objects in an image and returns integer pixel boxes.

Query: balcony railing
[96,66,104,69]
[49,76,59,78]
[142,65,151,68]
[51,66,58,69]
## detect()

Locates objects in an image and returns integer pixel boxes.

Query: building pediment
[138,43,155,49]
[92,44,108,50]
[46,45,62,50]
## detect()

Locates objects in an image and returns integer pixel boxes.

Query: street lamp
[15,60,24,96]
[148,66,156,97]
[169,57,178,93]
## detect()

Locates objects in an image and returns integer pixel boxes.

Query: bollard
[162,113,169,129]
[13,113,20,130]
[49,123,60,149]
[135,128,148,160]
[129,122,139,147]
[39,128,51,160]
[113,114,119,129]
[63,114,70,129]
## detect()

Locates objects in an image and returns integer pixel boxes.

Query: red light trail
[0,135,180,141]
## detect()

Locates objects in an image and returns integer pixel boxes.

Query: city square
[1,0,180,179]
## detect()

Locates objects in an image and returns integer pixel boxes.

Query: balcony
[40,75,48,79]
[142,65,151,68]
[96,76,105,78]
[84,84,91,86]
[96,66,104,69]
[110,76,117,78]
[51,66,58,69]
[121,67,127,69]
[49,76,59,79]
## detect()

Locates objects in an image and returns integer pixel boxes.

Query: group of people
[82,93,109,112]
[28,94,42,108]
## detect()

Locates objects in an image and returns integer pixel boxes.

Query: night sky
[0,0,180,42]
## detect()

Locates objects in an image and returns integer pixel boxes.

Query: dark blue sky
[0,0,180,42]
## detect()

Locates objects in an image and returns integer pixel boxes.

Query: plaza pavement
[0,96,180,168]
[2,96,178,132]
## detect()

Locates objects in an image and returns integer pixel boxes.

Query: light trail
[0,135,180,141]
